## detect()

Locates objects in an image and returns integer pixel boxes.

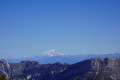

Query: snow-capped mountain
[41,49,64,56]
[4,49,120,64]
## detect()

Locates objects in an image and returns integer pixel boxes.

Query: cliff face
[10,61,40,78]
[54,58,120,80]
[0,58,120,80]
[0,59,11,78]
[10,61,69,80]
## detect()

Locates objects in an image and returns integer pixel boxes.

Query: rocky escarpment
[0,59,69,80]
[10,61,40,79]
[0,59,11,78]
[1,58,120,80]
[10,61,69,80]
[54,58,120,80]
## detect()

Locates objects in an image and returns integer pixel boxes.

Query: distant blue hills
[5,53,120,64]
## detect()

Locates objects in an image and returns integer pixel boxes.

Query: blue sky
[0,0,120,58]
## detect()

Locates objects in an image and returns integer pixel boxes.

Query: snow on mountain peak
[41,49,64,56]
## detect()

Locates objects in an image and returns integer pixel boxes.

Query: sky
[0,0,120,58]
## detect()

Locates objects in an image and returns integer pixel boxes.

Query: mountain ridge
[1,57,120,80]
[5,53,120,64]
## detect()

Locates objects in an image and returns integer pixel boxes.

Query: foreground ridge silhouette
[0,58,120,80]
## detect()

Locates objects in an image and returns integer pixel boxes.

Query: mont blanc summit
[41,49,64,56]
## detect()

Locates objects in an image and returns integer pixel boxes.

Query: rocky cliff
[54,58,120,80]
[0,59,11,78]
[0,58,120,80]
[10,61,68,80]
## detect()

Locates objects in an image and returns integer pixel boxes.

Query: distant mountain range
[5,50,120,64]
[1,57,120,80]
